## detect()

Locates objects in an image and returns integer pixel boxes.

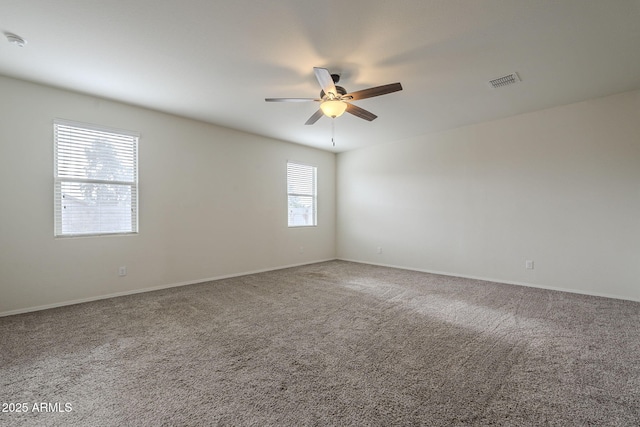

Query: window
[54,120,139,236]
[287,162,317,227]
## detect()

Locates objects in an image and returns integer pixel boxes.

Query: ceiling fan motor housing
[320,85,347,99]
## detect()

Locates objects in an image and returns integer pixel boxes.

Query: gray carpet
[1,260,639,426]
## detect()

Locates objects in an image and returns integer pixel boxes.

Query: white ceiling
[2,0,640,152]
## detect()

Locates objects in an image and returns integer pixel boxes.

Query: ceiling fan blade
[314,67,337,98]
[265,98,320,102]
[345,103,377,121]
[305,109,324,125]
[345,82,403,101]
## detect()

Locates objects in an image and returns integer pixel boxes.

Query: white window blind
[54,120,139,236]
[287,162,317,227]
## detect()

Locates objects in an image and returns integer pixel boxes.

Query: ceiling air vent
[488,72,520,89]
[4,32,27,47]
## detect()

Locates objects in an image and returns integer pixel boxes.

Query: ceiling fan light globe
[320,100,347,118]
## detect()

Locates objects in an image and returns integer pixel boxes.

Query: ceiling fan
[266,67,403,125]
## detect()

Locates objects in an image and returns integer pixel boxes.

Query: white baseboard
[337,258,639,303]
[4,257,635,317]
[0,258,337,317]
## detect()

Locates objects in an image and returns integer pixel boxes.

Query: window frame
[53,119,139,238]
[287,161,317,228]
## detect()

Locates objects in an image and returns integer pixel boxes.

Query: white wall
[337,90,640,301]
[0,75,336,315]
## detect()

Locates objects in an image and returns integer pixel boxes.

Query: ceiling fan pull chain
[332,118,336,147]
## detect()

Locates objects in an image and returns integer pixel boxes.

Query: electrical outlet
[525,260,534,270]
[118,266,127,276]
[377,247,383,254]
[299,246,304,254]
